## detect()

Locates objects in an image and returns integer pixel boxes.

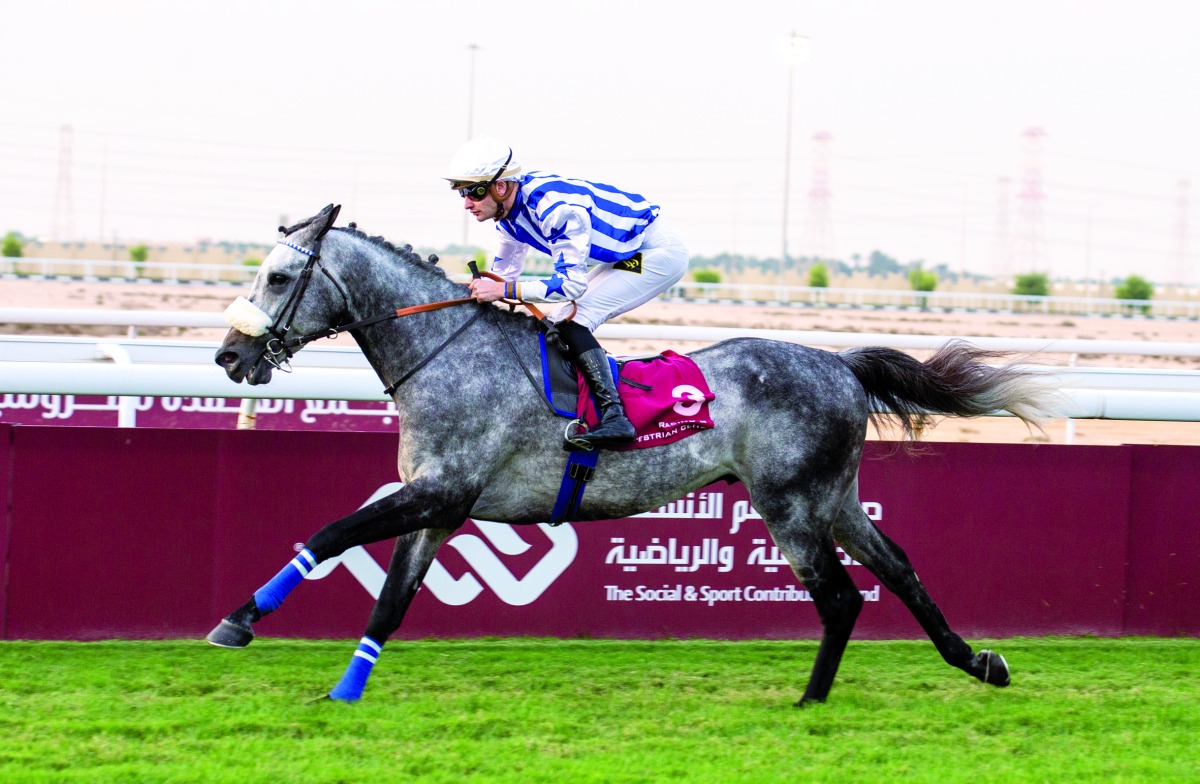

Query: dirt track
[3,278,1199,446]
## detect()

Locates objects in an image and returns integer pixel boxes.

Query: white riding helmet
[445,137,523,184]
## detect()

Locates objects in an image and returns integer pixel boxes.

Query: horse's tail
[836,339,1063,441]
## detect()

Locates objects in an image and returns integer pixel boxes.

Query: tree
[692,269,721,284]
[808,262,829,288]
[1115,275,1153,314]
[908,267,937,309]
[2,231,22,258]
[1013,272,1049,297]
[867,250,901,278]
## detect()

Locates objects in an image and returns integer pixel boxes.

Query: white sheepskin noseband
[223,296,274,336]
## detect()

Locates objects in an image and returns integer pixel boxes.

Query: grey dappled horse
[209,204,1059,705]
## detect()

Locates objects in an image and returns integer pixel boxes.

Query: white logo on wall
[303,483,577,606]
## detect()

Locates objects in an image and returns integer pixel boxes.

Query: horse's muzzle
[216,332,274,385]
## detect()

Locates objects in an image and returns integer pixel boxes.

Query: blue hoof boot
[206,618,254,648]
[328,679,365,702]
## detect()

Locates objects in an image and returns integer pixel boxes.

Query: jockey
[448,136,690,449]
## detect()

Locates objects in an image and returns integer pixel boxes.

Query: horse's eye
[267,272,289,286]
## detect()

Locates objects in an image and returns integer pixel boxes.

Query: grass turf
[0,637,1196,783]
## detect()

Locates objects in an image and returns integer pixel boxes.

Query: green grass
[0,638,1196,783]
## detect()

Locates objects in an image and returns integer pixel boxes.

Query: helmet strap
[491,181,514,221]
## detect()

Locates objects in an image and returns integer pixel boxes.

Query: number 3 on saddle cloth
[538,334,716,525]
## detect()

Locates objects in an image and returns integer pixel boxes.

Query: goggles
[453,148,513,201]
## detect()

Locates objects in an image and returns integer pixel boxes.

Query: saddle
[538,335,716,451]
[538,335,716,525]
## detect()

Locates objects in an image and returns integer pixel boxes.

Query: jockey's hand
[469,277,505,302]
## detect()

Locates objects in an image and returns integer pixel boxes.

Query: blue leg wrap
[252,548,317,615]
[329,637,383,702]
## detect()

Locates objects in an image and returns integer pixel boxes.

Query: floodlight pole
[780,32,809,288]
[462,43,481,251]
[781,52,796,286]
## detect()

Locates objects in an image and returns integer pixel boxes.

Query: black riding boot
[574,348,635,448]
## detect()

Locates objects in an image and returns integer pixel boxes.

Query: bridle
[261,237,351,369]
[260,236,480,390]
[255,233,570,403]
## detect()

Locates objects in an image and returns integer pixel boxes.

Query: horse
[208,203,1060,705]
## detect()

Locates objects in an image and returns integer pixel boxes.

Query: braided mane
[330,225,447,279]
[331,224,540,330]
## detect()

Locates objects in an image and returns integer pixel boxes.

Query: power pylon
[802,131,835,262]
[1172,179,1191,287]
[1012,126,1047,274]
[992,176,1012,279]
[51,124,75,242]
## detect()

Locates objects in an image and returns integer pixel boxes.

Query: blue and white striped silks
[490,171,660,303]
[329,637,383,702]
[253,548,317,615]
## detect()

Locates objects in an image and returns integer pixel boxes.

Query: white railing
[1,257,257,284]
[5,261,1199,317]
[664,282,1200,319]
[2,324,1199,423]
[4,307,1200,358]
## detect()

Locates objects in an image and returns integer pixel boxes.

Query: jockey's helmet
[445,137,523,185]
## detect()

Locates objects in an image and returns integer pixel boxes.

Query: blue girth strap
[549,448,601,526]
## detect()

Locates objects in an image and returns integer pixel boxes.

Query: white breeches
[547,218,689,332]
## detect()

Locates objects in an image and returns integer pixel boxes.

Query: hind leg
[832,486,1009,688]
[764,517,865,706]
[326,527,456,702]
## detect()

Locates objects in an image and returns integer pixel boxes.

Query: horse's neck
[333,236,484,389]
[338,240,462,316]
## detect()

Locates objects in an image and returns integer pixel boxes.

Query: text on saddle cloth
[538,337,716,450]
[576,350,716,450]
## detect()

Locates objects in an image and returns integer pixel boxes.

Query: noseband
[262,238,351,371]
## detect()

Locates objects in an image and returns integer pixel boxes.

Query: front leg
[206,478,474,648]
[326,526,457,701]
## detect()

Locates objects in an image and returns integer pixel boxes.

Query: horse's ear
[315,204,341,240]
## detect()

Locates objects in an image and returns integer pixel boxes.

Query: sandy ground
[3,278,1199,446]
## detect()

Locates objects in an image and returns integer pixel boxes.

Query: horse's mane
[331,225,447,279]
[331,224,540,330]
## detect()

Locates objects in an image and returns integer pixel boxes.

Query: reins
[262,238,569,404]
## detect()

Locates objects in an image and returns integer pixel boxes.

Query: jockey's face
[461,180,513,222]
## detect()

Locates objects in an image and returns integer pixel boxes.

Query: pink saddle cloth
[576,350,715,450]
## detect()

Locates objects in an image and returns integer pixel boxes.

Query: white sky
[1,0,1197,283]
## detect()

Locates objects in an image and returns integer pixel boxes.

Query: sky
[1,0,1198,284]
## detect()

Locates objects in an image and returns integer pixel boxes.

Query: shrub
[1013,272,1049,297]
[808,262,829,288]
[2,231,22,258]
[129,244,149,263]
[692,268,721,284]
[908,268,937,292]
[1115,275,1153,314]
[908,268,937,309]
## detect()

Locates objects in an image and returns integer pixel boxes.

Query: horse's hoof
[978,649,1010,687]
[206,618,255,648]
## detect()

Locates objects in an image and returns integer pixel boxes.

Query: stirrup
[564,418,594,451]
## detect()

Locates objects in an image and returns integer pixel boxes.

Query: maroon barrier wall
[1,424,1196,641]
